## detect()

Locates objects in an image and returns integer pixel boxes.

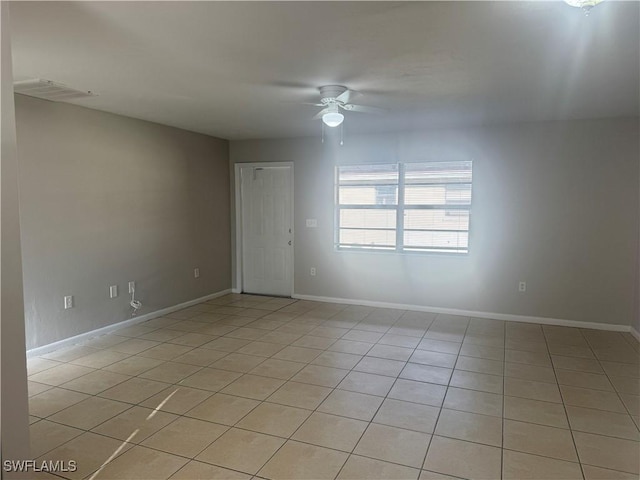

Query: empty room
[1,1,639,479]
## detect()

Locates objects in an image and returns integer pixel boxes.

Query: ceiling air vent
[13,79,97,102]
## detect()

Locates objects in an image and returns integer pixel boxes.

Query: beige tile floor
[26,294,640,480]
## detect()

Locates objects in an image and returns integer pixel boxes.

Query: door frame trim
[234,162,294,296]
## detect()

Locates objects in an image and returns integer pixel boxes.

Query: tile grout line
[331,311,435,479]
[542,326,587,480]
[500,318,507,480]
[418,315,471,477]
[581,332,640,427]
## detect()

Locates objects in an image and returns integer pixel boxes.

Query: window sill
[334,246,469,257]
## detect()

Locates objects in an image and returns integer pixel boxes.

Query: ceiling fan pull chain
[321,122,325,143]
[340,122,344,146]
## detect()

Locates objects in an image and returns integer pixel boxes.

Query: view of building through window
[336,161,472,254]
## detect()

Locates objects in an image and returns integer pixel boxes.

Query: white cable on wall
[130,283,142,317]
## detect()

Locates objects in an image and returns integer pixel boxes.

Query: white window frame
[335,161,473,255]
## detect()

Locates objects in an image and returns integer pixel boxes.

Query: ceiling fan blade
[280,101,325,107]
[336,89,361,104]
[312,108,329,120]
[342,104,385,114]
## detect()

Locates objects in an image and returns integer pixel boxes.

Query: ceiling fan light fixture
[322,111,344,127]
[564,0,604,15]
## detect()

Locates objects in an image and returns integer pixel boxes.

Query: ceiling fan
[306,85,383,128]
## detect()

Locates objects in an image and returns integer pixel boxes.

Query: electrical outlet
[310,267,316,276]
[128,281,135,294]
[194,268,200,278]
[306,219,317,228]
[109,285,118,298]
[519,281,526,292]
[64,295,73,309]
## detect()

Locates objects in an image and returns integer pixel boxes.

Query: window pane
[405,161,472,184]
[337,164,398,249]
[404,209,469,231]
[405,185,445,205]
[404,184,470,206]
[338,164,399,185]
[339,186,398,205]
[445,184,472,205]
[340,209,396,229]
[404,230,468,252]
[340,228,396,247]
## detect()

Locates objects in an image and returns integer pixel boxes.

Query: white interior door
[240,164,293,296]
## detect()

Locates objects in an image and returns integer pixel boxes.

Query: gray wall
[16,95,231,349]
[1,1,30,463]
[231,118,640,327]
[636,148,640,335]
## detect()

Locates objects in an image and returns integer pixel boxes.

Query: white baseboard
[30,288,634,358]
[27,289,232,358]
[231,288,242,294]
[292,293,632,333]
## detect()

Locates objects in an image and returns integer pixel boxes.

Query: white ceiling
[9,1,640,140]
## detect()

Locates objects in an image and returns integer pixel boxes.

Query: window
[336,164,398,250]
[335,161,472,254]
